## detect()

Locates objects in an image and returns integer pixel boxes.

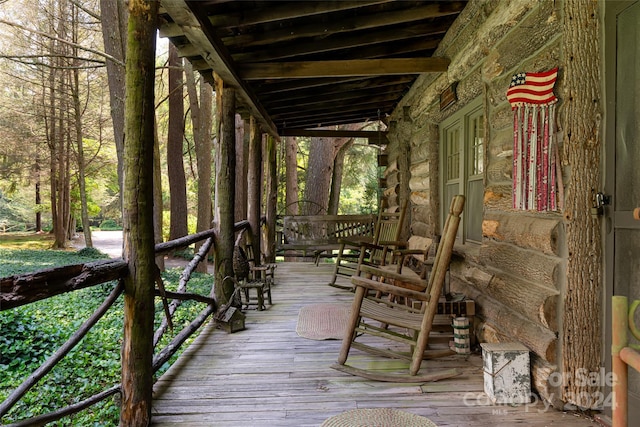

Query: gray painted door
[605,0,640,420]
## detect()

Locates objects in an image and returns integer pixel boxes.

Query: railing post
[612,295,628,427]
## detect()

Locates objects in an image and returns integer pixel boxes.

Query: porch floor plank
[151,262,596,426]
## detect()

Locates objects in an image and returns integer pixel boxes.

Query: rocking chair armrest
[351,276,430,302]
[359,264,427,290]
[377,240,407,248]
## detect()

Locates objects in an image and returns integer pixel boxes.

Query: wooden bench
[276,214,376,264]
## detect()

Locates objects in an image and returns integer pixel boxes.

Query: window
[440,100,484,244]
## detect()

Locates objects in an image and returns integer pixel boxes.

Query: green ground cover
[0,240,213,425]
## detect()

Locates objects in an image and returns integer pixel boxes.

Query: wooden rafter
[240,58,450,80]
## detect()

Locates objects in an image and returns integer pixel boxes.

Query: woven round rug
[296,303,351,340]
[320,408,437,427]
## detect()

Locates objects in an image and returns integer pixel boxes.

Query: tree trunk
[35,158,41,232]
[71,4,92,248]
[303,125,358,215]
[167,43,188,241]
[284,136,299,215]
[247,117,262,263]
[99,0,127,213]
[303,135,333,215]
[214,75,236,303]
[328,138,354,215]
[153,120,165,270]
[185,62,213,273]
[120,1,157,424]
[561,0,603,409]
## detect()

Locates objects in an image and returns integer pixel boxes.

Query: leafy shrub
[99,219,121,231]
[75,247,110,259]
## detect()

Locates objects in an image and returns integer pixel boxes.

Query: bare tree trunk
[99,0,127,213]
[185,62,213,273]
[50,0,71,249]
[120,0,157,424]
[303,135,333,215]
[214,74,236,303]
[167,43,188,241]
[561,0,603,409]
[284,136,299,215]
[327,138,354,215]
[303,126,357,215]
[154,119,165,270]
[35,158,41,232]
[71,3,92,247]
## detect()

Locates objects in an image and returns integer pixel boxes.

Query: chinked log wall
[386,0,566,406]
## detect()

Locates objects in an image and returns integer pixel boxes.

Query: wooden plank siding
[151,263,595,426]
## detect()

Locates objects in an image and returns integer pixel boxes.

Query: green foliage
[0,191,34,231]
[99,219,122,231]
[0,249,214,425]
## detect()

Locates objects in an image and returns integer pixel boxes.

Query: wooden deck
[151,262,596,426]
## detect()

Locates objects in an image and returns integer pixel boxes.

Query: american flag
[507,68,558,107]
[507,68,560,212]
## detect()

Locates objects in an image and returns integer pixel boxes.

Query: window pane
[470,114,484,176]
[466,178,483,242]
[446,127,460,181]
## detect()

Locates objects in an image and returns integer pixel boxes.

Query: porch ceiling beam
[161,0,279,137]
[240,58,450,80]
[231,23,447,63]
[221,2,465,48]
[280,129,386,139]
[208,0,393,28]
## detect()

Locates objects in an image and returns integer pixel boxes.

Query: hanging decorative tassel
[507,68,559,211]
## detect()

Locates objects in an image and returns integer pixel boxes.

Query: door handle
[591,192,611,217]
[634,208,640,221]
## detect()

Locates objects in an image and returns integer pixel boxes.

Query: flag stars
[511,73,526,86]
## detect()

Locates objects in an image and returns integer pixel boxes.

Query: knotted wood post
[214,74,236,304]
[247,116,262,264]
[120,0,158,424]
[265,134,277,263]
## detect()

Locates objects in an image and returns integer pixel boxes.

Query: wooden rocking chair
[327,199,408,289]
[332,195,465,382]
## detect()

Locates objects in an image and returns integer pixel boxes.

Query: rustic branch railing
[612,296,640,427]
[0,221,251,425]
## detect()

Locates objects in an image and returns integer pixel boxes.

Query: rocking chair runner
[333,195,465,381]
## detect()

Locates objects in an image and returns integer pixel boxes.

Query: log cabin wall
[386,0,568,406]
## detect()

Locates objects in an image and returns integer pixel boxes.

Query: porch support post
[120,0,158,424]
[561,0,603,409]
[265,135,277,263]
[247,116,262,262]
[214,74,236,303]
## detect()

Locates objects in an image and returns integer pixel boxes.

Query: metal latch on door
[591,192,610,217]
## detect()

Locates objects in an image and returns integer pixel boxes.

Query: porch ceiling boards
[158,0,466,137]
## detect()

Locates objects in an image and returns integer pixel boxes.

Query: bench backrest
[281,214,376,246]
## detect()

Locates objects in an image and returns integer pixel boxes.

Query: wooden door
[605,0,640,419]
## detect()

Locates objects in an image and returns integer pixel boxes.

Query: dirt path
[73,230,194,270]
